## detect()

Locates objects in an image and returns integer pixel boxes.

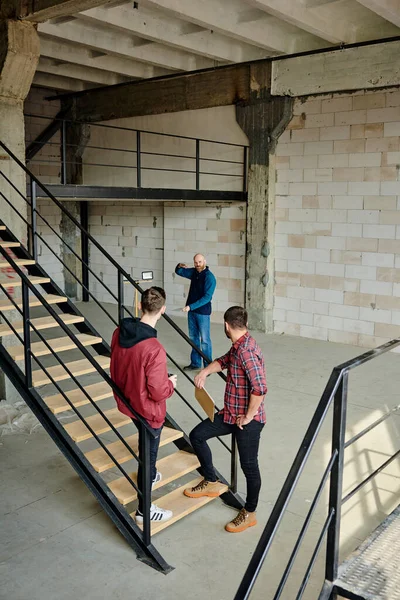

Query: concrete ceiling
[33,0,400,92]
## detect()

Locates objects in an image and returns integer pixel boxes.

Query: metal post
[140,426,152,546]
[117,271,124,326]
[30,179,38,262]
[195,139,200,191]
[243,146,248,193]
[80,202,89,302]
[325,371,348,586]
[231,434,238,493]
[61,119,67,185]
[136,131,141,188]
[22,279,32,388]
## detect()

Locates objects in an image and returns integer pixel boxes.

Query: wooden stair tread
[64,407,131,442]
[109,450,200,505]
[0,294,67,312]
[0,242,20,248]
[0,276,50,287]
[44,380,112,414]
[0,259,36,266]
[86,426,184,473]
[134,477,228,535]
[0,225,6,230]
[32,355,110,387]
[10,333,102,361]
[0,314,85,337]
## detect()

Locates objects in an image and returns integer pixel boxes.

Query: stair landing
[336,504,400,600]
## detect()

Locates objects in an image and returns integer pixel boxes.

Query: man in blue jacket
[175,254,217,370]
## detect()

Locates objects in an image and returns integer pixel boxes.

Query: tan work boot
[184,478,222,498]
[225,508,257,533]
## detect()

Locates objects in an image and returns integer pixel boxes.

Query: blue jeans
[189,413,264,512]
[135,420,162,512]
[188,311,212,368]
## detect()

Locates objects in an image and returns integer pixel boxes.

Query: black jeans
[135,420,163,513]
[189,413,264,513]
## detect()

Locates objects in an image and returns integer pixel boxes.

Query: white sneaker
[152,471,162,488]
[135,503,173,523]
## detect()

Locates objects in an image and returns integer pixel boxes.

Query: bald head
[193,254,206,272]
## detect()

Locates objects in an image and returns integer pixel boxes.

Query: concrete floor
[1,302,400,600]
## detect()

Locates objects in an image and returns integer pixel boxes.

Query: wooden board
[0,294,67,312]
[0,259,36,267]
[0,225,6,230]
[32,354,110,387]
[0,313,85,337]
[109,450,200,505]
[133,477,228,535]
[85,426,184,473]
[64,407,131,442]
[0,242,20,248]
[44,380,112,414]
[0,276,50,288]
[195,387,216,421]
[10,333,102,361]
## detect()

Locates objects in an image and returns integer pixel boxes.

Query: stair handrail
[234,338,400,600]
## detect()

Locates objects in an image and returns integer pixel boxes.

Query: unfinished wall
[273,87,400,348]
[24,86,61,183]
[82,106,247,191]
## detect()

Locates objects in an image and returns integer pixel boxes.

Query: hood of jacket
[119,317,157,348]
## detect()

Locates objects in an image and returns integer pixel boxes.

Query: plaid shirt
[217,332,267,425]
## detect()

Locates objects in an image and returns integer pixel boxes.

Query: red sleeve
[145,345,174,403]
[110,328,125,403]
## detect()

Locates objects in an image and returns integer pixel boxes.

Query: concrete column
[0,19,40,402]
[236,63,293,332]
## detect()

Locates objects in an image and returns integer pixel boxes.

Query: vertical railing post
[61,119,67,185]
[22,279,32,388]
[80,202,89,302]
[117,271,124,326]
[243,146,248,194]
[195,139,200,191]
[30,178,38,261]
[140,427,152,546]
[231,434,238,494]
[325,371,348,587]
[136,131,141,188]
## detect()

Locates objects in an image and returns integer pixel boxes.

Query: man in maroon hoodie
[111,286,177,524]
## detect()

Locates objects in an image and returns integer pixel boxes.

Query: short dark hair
[141,286,166,315]
[224,306,248,329]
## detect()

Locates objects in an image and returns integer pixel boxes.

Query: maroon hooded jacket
[110,317,174,429]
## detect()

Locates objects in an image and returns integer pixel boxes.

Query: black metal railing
[0,246,157,547]
[0,138,240,531]
[234,339,400,600]
[24,113,248,193]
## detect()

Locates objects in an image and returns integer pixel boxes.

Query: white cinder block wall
[274,87,400,348]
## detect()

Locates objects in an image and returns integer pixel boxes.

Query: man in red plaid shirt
[184,306,267,533]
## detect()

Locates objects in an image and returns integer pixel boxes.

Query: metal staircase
[0,141,244,573]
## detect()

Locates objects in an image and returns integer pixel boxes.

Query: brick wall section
[274,87,400,348]
[36,198,64,290]
[164,202,246,322]
[88,201,164,305]
[24,87,61,184]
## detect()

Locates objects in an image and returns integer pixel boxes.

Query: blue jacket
[175,265,216,315]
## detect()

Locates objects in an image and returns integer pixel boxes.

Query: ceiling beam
[140,0,326,54]
[39,37,169,79]
[355,0,400,27]
[245,0,356,43]
[78,5,269,63]
[2,0,110,22]
[38,20,219,71]
[32,72,92,91]
[37,58,130,85]
[66,62,260,122]
[272,39,400,96]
